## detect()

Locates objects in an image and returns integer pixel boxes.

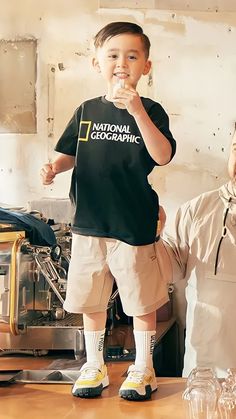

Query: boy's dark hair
[94,21,150,58]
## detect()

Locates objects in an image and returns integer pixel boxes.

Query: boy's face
[93,33,151,91]
[228,130,236,183]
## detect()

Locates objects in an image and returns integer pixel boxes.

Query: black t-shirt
[55,96,176,245]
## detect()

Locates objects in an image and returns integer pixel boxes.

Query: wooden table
[0,357,186,419]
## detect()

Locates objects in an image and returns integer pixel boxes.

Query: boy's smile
[93,33,151,97]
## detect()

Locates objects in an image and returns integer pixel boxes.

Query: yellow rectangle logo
[79,121,91,142]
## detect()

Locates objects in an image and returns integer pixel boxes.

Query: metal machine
[0,219,85,358]
[0,209,178,374]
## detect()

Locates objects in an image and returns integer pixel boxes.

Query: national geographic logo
[79,121,140,144]
[79,121,92,142]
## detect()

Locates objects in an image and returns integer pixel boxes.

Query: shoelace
[80,367,101,380]
[127,370,146,384]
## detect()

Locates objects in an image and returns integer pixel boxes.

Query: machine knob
[52,307,65,320]
[50,245,62,261]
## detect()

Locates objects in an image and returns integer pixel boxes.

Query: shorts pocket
[155,239,173,284]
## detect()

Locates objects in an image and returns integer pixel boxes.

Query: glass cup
[183,368,220,419]
[112,78,126,109]
[183,381,217,419]
[218,381,236,419]
[185,368,221,399]
[226,369,236,391]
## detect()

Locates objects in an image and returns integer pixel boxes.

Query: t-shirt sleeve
[54,107,81,156]
[148,103,176,160]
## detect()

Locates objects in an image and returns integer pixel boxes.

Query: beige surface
[0,356,186,419]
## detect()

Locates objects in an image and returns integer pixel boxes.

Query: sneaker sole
[119,384,157,401]
[72,383,104,398]
[72,376,109,398]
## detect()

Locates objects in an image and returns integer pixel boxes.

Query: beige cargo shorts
[63,234,170,317]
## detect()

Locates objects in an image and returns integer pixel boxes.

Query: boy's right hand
[40,163,56,185]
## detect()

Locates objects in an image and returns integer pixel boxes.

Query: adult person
[162,131,236,378]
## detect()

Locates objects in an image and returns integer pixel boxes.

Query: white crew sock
[84,329,105,365]
[134,330,156,369]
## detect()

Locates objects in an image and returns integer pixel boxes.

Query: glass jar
[183,367,220,419]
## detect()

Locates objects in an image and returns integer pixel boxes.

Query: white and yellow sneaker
[119,364,157,401]
[72,361,109,398]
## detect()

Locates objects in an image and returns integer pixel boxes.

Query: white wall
[1,0,235,222]
[1,0,235,362]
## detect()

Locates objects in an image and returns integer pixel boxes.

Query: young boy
[40,21,176,401]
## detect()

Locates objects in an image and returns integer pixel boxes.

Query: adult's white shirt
[163,182,236,377]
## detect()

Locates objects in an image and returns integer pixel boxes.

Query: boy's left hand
[113,85,144,116]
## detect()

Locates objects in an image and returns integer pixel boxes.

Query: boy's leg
[119,311,157,401]
[72,311,109,398]
[133,311,156,368]
[108,239,168,400]
[83,312,107,365]
[63,235,114,398]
